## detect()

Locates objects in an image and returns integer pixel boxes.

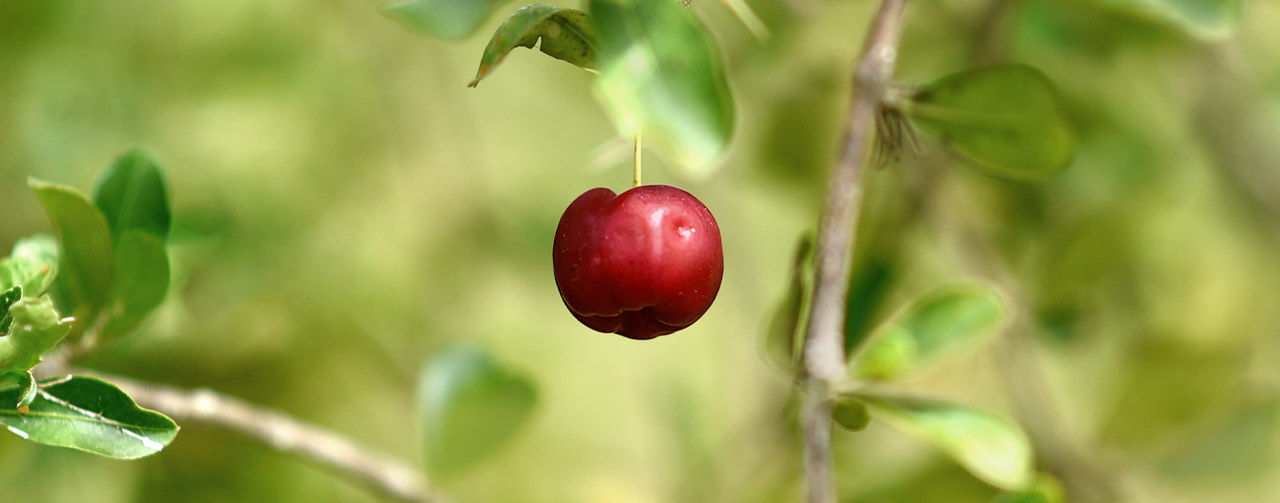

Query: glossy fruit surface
[552,185,723,339]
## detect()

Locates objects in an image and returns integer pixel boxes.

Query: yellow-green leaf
[0,376,178,459]
[863,394,1035,491]
[1097,0,1240,39]
[102,231,170,341]
[851,284,1006,381]
[29,179,115,312]
[0,234,59,297]
[419,345,537,477]
[832,395,870,431]
[93,148,172,241]
[0,296,72,373]
[590,0,735,175]
[907,65,1074,180]
[762,235,812,377]
[385,0,514,40]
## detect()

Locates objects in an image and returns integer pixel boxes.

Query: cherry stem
[633,131,643,187]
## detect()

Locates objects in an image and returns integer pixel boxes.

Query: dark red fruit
[553,185,724,340]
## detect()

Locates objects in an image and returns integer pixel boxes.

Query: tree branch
[84,371,440,503]
[800,1,910,502]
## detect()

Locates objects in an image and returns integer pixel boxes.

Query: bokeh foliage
[2,0,1279,502]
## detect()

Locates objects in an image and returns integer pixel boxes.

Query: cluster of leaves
[388,0,736,175]
[765,236,1053,500]
[0,149,177,459]
[3,147,541,474]
[388,0,1077,183]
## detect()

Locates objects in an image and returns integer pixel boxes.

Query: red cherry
[553,185,724,340]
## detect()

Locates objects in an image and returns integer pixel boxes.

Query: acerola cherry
[553,185,724,340]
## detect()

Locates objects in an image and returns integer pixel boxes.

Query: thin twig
[799,1,910,502]
[998,312,1121,503]
[923,184,1123,503]
[78,370,440,503]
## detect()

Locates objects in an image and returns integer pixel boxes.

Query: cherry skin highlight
[552,185,724,340]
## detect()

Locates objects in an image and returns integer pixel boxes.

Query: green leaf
[103,231,170,341]
[854,325,918,381]
[419,345,537,476]
[468,4,599,88]
[0,376,178,459]
[851,284,1007,381]
[0,371,38,408]
[384,0,513,40]
[0,296,73,373]
[831,395,870,432]
[0,285,20,334]
[1097,0,1240,39]
[93,148,172,241]
[763,235,812,377]
[907,64,1074,180]
[863,394,1034,491]
[993,473,1065,503]
[1158,399,1279,482]
[29,179,116,311]
[844,256,896,356]
[0,234,59,296]
[590,0,736,174]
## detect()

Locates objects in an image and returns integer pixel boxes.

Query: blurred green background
[3,0,1280,501]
